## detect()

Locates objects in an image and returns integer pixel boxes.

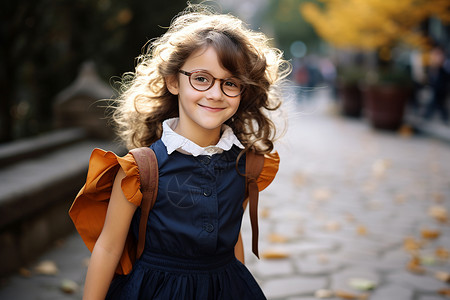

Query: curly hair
[113,4,290,154]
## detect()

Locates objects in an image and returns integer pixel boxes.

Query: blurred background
[1,0,449,142]
[1,0,450,299]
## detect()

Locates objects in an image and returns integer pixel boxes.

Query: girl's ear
[166,75,179,95]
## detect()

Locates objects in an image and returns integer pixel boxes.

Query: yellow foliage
[300,0,450,50]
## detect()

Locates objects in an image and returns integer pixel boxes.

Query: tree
[0,0,187,142]
[300,0,450,53]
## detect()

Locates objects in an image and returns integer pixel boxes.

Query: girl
[70,4,290,299]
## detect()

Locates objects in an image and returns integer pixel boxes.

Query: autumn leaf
[34,260,59,276]
[313,188,332,201]
[428,205,448,223]
[348,278,376,291]
[260,249,289,259]
[438,289,450,297]
[406,256,426,274]
[435,247,450,260]
[356,225,368,236]
[421,229,441,240]
[334,290,368,300]
[435,271,450,283]
[403,237,423,253]
[315,289,334,298]
[60,279,79,294]
[268,233,289,243]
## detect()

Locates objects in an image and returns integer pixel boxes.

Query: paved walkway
[1,90,449,299]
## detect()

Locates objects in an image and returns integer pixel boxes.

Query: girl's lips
[198,104,225,112]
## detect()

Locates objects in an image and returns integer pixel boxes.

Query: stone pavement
[1,90,449,299]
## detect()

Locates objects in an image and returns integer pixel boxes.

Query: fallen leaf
[403,237,423,253]
[292,173,306,187]
[356,225,368,236]
[34,260,59,276]
[428,206,448,223]
[435,271,450,283]
[315,289,334,298]
[398,124,413,137]
[313,188,331,201]
[438,289,450,297]
[260,249,289,259]
[420,255,436,266]
[394,194,406,204]
[317,254,329,264]
[421,229,441,240]
[60,279,79,294]
[435,247,450,260]
[268,233,289,243]
[19,268,31,278]
[371,159,390,178]
[345,213,356,223]
[324,220,341,232]
[260,208,270,219]
[348,278,376,291]
[334,290,368,300]
[406,256,426,274]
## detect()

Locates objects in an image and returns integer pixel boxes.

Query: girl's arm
[83,168,137,300]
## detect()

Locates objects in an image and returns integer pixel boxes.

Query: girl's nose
[205,80,224,100]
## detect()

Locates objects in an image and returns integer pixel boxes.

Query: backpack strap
[245,151,265,258]
[130,147,158,259]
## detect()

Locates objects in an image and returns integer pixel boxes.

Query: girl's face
[167,46,241,145]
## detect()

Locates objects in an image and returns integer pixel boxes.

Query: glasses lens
[221,79,242,97]
[190,72,214,91]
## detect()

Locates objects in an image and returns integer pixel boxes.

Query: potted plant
[361,65,413,130]
[336,66,365,117]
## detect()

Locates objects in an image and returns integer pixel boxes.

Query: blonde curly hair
[113,4,290,154]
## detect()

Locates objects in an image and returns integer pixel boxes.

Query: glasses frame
[179,70,244,98]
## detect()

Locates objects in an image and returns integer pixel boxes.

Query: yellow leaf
[428,206,448,223]
[34,260,59,276]
[434,271,450,283]
[406,256,426,274]
[421,229,441,240]
[261,249,289,259]
[435,247,450,260]
[356,225,368,236]
[268,233,289,243]
[403,237,423,253]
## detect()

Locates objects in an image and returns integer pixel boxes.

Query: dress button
[203,189,212,197]
[204,223,214,233]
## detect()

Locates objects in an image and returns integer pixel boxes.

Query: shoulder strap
[245,151,265,258]
[129,147,158,259]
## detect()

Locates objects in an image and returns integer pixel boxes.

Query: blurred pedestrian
[69,3,289,300]
[423,45,449,124]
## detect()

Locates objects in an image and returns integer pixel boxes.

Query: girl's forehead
[181,46,233,78]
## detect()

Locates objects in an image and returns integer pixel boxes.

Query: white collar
[161,118,245,156]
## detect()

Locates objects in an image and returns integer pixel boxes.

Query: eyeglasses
[179,70,244,97]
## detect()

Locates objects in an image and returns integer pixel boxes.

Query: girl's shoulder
[257,151,280,192]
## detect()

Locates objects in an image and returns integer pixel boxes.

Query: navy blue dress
[106,140,266,299]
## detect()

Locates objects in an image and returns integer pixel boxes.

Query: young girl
[70,4,289,299]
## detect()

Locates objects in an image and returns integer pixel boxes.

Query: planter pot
[338,83,363,117]
[362,85,410,130]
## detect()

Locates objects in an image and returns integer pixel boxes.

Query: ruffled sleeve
[68,148,142,275]
[256,151,280,191]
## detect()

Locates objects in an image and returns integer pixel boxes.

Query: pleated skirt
[106,251,266,300]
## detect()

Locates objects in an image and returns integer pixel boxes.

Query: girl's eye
[193,73,212,84]
[224,80,239,88]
